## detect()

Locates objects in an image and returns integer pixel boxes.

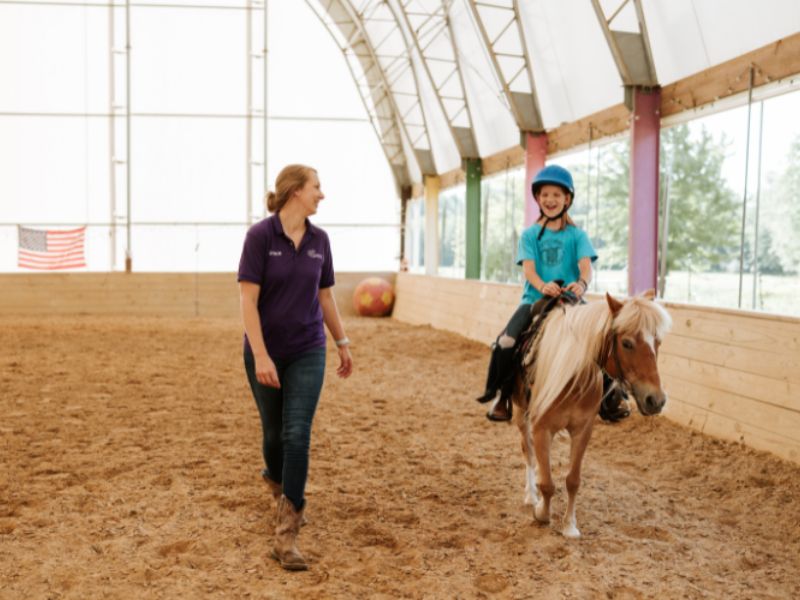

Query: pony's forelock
[613,296,672,341]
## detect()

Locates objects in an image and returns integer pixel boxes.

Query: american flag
[18,225,87,270]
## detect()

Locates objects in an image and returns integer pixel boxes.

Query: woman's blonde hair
[266,164,316,213]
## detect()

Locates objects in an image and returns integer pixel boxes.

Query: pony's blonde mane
[527,295,672,421]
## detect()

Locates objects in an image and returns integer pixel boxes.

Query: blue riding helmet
[531,164,575,199]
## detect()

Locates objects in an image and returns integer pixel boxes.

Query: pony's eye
[622,339,635,350]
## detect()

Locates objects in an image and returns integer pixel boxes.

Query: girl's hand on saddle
[336,345,353,379]
[540,281,563,297]
[255,356,281,388]
[565,281,585,298]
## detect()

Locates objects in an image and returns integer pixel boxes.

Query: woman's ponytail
[265,164,316,214]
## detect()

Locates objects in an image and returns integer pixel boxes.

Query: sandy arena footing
[1,315,799,599]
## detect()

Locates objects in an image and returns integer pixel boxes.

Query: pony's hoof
[534,503,549,523]
[562,525,581,539]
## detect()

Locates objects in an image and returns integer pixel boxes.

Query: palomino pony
[512,290,671,538]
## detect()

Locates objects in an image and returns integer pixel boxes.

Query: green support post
[465,158,482,279]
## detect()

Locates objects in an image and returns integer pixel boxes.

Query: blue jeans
[244,346,326,511]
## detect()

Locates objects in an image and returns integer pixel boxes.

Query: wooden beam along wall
[393,273,800,465]
[0,272,396,319]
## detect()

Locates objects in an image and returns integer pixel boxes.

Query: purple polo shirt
[237,214,335,359]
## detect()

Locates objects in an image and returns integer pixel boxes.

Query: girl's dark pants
[244,346,326,511]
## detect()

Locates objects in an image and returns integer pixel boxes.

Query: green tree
[580,124,740,272]
[481,172,524,283]
[659,125,740,272]
[760,136,800,274]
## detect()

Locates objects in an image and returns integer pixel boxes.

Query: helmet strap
[537,206,568,240]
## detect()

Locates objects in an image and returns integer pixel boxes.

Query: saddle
[495,286,581,418]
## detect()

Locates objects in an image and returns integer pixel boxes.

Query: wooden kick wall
[0,272,394,319]
[393,273,800,465]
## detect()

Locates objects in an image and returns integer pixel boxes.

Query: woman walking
[238,164,353,570]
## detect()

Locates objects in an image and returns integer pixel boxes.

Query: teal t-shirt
[517,224,598,304]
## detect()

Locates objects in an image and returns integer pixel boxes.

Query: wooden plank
[661,32,800,118]
[666,306,800,354]
[481,145,525,178]
[663,332,800,384]
[0,272,395,319]
[665,398,800,464]
[660,354,799,413]
[439,167,466,190]
[547,103,631,156]
[664,375,800,443]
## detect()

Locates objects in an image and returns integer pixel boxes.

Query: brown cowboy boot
[262,474,307,526]
[272,495,308,571]
[262,473,282,503]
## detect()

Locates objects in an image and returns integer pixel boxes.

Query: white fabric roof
[308,0,800,188]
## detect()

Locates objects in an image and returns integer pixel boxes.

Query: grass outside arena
[2,313,799,598]
[592,270,799,317]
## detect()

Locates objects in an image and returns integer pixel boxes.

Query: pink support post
[524,132,548,227]
[628,88,661,295]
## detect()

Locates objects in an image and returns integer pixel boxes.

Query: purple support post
[524,132,548,227]
[628,88,661,295]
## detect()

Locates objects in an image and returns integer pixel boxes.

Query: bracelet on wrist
[335,337,350,347]
[578,278,588,290]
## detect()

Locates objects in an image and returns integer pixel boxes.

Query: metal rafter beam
[465,0,542,132]
[306,0,413,188]
[590,0,658,88]
[351,0,437,174]
[393,0,478,159]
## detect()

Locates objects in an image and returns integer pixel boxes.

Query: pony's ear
[642,288,656,300]
[606,292,624,317]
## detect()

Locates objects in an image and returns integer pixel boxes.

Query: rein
[599,331,631,397]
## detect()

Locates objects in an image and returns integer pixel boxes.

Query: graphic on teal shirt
[540,238,563,267]
[516,224,597,304]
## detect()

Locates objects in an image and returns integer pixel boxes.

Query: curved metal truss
[465,0,542,132]
[308,0,662,186]
[307,0,439,190]
[391,0,478,159]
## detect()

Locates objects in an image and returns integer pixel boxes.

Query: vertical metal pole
[524,132,547,227]
[585,125,592,234]
[125,0,132,273]
[465,158,482,279]
[424,175,440,276]
[262,0,269,216]
[752,100,765,309]
[108,0,116,270]
[658,153,671,298]
[593,145,600,291]
[399,185,411,266]
[628,87,660,295]
[737,67,754,308]
[246,0,252,225]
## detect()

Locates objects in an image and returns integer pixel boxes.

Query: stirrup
[486,396,512,422]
